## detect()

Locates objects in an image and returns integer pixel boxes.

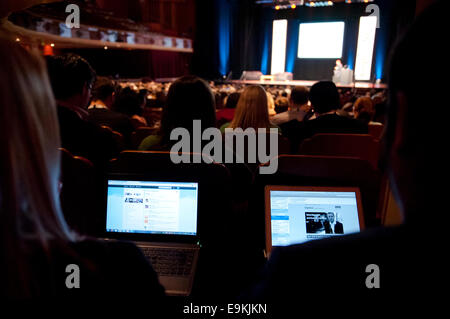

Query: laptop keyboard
[140,247,195,277]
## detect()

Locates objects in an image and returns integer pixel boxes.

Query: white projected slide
[298,22,345,59]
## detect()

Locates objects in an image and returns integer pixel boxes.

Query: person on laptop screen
[244,1,447,310]
[324,213,343,234]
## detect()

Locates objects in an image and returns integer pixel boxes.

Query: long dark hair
[160,76,216,145]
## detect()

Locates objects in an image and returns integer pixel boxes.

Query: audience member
[114,87,148,128]
[87,77,134,143]
[46,53,118,169]
[139,75,216,150]
[372,92,387,124]
[224,85,278,132]
[267,92,276,117]
[283,81,367,152]
[272,86,311,126]
[0,36,165,299]
[353,96,382,126]
[274,96,289,114]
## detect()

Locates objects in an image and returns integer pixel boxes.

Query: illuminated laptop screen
[270,190,361,246]
[106,180,198,236]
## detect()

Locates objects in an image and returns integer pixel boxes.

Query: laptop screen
[266,186,364,250]
[106,180,199,236]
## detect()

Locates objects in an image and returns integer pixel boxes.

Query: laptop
[265,186,365,256]
[104,178,200,296]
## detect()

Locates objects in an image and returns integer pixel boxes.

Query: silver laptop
[265,185,365,256]
[105,179,200,296]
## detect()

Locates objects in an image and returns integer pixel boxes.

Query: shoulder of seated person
[139,134,162,150]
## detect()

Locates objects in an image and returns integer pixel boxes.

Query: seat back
[299,133,380,169]
[100,125,125,150]
[368,124,385,140]
[59,148,103,236]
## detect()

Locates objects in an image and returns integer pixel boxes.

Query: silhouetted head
[46,53,96,109]
[353,97,375,125]
[310,81,340,114]
[114,88,143,116]
[161,76,216,142]
[289,86,309,108]
[225,92,241,109]
[92,77,116,109]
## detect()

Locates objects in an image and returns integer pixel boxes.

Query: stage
[226,79,387,89]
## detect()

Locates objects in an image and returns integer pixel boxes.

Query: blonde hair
[353,97,375,123]
[230,85,271,130]
[0,34,75,296]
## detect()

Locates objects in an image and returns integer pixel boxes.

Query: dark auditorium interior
[0,0,445,313]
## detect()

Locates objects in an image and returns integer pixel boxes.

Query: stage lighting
[305,1,333,7]
[265,0,340,10]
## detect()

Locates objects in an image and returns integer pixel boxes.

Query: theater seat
[368,124,385,140]
[100,125,125,150]
[59,148,103,236]
[299,133,381,169]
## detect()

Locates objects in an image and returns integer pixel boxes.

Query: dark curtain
[228,0,272,79]
[192,0,273,80]
[191,0,220,79]
[150,50,191,79]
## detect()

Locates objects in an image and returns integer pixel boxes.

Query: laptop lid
[265,186,365,255]
[105,178,199,243]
